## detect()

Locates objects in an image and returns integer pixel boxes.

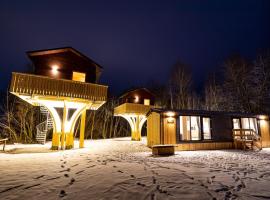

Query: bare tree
[169,61,193,109]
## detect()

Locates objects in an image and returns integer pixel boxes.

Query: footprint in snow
[59,190,67,198]
[34,175,45,179]
[75,170,85,175]
[69,178,75,185]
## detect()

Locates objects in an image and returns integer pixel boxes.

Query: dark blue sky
[0,0,270,94]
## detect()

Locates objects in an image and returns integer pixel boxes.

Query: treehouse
[114,88,155,141]
[147,108,270,151]
[9,47,108,150]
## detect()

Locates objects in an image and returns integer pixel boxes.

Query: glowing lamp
[134,95,139,103]
[165,111,175,117]
[258,115,268,120]
[167,117,175,123]
[51,65,59,75]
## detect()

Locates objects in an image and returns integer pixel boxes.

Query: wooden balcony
[114,103,152,116]
[10,72,108,102]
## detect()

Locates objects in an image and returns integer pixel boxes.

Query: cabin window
[232,117,258,135]
[144,99,150,105]
[179,116,201,141]
[72,71,86,82]
[202,117,211,140]
[241,118,258,134]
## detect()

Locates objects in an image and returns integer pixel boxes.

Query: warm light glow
[167,117,175,123]
[144,99,150,105]
[165,111,175,117]
[258,115,268,120]
[51,65,59,75]
[134,95,139,103]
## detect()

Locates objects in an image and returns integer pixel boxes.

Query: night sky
[0,0,270,95]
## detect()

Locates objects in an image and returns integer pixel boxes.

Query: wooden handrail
[10,72,108,101]
[233,129,262,150]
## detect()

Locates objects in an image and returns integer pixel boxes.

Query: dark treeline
[0,51,270,143]
[150,52,270,113]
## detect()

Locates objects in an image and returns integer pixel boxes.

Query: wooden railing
[233,129,262,150]
[10,72,108,101]
[114,103,152,115]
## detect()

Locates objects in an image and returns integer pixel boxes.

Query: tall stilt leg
[61,102,68,150]
[79,110,86,148]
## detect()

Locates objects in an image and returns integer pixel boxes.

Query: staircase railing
[36,106,53,144]
[233,129,262,150]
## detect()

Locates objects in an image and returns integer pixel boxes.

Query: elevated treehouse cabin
[114,88,155,141]
[9,47,108,150]
[147,108,270,150]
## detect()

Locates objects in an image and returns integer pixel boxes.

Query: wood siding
[29,50,100,83]
[176,142,233,151]
[10,72,107,101]
[114,103,152,115]
[163,117,177,145]
[119,89,155,105]
[147,112,161,147]
[259,119,270,147]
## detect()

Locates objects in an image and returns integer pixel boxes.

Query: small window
[72,72,86,82]
[144,99,150,105]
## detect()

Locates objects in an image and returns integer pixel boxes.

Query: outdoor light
[259,115,268,120]
[134,95,139,103]
[51,64,59,75]
[165,111,175,117]
[167,117,175,123]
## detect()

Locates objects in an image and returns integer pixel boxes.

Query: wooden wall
[211,115,233,141]
[147,112,161,147]
[259,119,270,147]
[176,142,233,151]
[30,51,98,83]
[120,89,155,105]
[162,117,176,144]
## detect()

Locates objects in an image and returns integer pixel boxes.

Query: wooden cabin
[27,47,102,83]
[119,88,155,106]
[114,88,155,141]
[147,108,270,151]
[10,47,108,150]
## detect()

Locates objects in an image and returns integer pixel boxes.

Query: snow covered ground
[0,137,270,200]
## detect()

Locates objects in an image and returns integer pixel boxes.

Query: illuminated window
[202,117,211,140]
[72,72,86,82]
[144,99,150,105]
[179,116,201,141]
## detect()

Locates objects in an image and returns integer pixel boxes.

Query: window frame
[178,115,212,142]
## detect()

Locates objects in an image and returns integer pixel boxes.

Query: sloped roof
[119,87,156,98]
[27,46,103,69]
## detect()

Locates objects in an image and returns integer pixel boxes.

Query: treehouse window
[144,99,150,105]
[72,71,86,82]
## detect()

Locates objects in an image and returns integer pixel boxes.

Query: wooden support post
[52,132,60,150]
[61,102,68,150]
[79,110,86,148]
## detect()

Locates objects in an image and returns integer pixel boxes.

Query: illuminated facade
[114,88,155,141]
[147,108,270,151]
[9,47,107,150]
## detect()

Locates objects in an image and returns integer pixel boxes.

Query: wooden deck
[114,103,152,115]
[10,72,107,101]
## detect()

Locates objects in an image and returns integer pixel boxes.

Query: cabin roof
[26,46,103,69]
[147,108,269,118]
[119,87,155,99]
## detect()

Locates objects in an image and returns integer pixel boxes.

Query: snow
[1,137,270,200]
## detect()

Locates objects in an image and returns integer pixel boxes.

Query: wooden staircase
[36,106,53,144]
[233,129,262,151]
